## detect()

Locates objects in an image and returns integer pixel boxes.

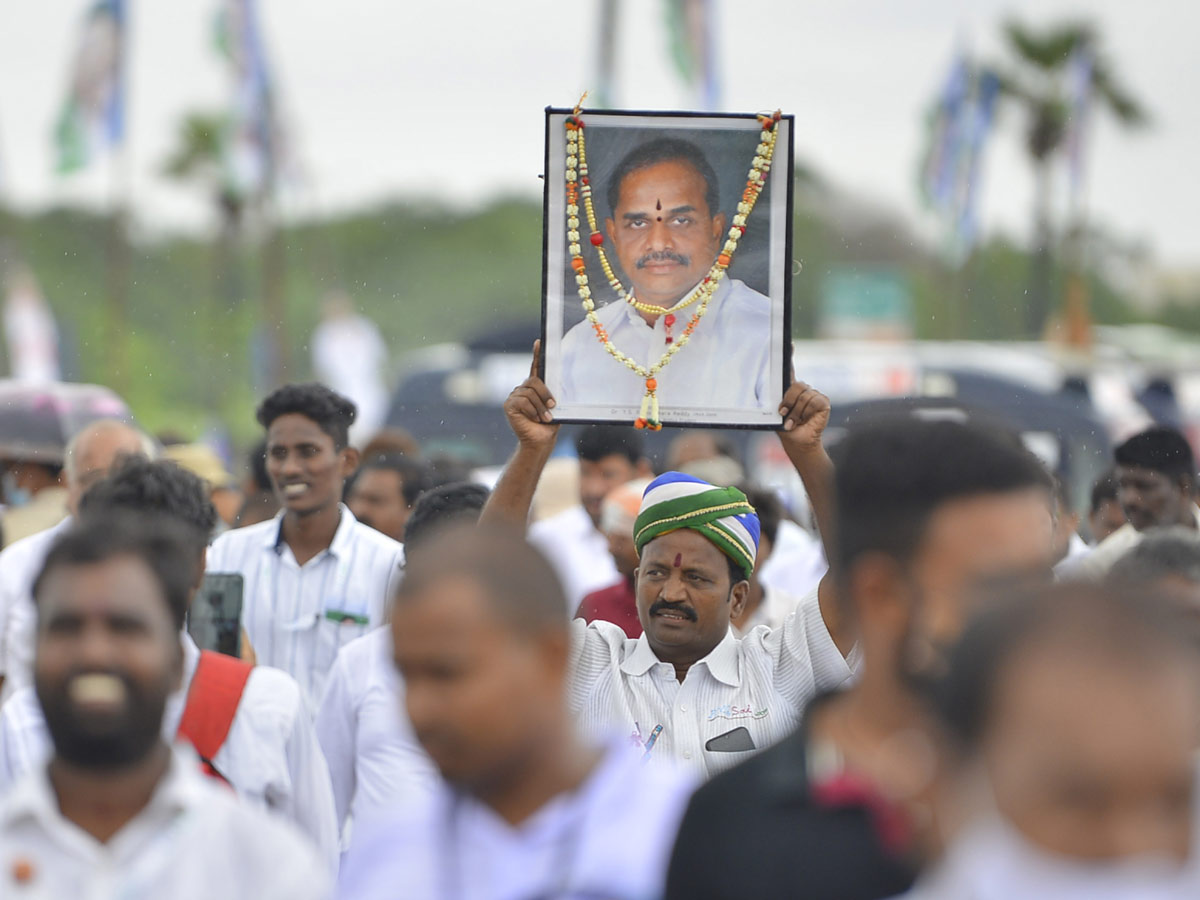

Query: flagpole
[106,0,132,396]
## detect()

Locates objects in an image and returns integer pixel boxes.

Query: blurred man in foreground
[666,417,1054,899]
[0,458,338,867]
[337,527,693,899]
[906,583,1200,899]
[0,419,155,702]
[0,515,328,899]
[317,482,490,845]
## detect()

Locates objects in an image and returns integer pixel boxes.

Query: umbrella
[0,381,134,464]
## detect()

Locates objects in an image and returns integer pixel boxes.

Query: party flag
[54,0,126,174]
[1064,40,1093,205]
[214,0,278,198]
[663,0,719,110]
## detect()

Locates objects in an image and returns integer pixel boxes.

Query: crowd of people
[0,347,1198,898]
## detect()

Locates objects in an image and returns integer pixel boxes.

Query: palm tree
[161,111,246,306]
[994,20,1147,336]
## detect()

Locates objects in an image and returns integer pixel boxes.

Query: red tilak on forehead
[673,553,682,568]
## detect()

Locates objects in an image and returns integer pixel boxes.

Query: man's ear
[727,577,750,619]
[605,217,617,250]
[340,446,361,480]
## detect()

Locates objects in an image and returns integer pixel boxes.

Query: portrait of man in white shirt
[554,132,779,418]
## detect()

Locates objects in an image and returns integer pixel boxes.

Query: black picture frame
[540,106,794,431]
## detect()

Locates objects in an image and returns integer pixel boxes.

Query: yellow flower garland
[564,105,781,429]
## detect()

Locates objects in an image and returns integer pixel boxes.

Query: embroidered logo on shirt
[707,703,768,721]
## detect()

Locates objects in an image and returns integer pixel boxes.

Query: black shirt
[665,697,918,899]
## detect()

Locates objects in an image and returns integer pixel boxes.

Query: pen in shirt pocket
[641,724,663,762]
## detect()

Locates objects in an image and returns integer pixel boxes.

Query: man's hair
[741,486,783,548]
[831,418,1052,589]
[33,513,197,632]
[403,482,491,554]
[256,383,357,450]
[247,439,273,493]
[1109,527,1200,587]
[351,453,432,508]
[935,581,1199,751]
[1090,468,1119,513]
[78,457,216,556]
[575,425,643,466]
[64,420,158,482]
[396,526,566,635]
[1114,426,1196,486]
[606,138,721,220]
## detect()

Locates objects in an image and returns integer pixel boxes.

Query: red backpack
[176,650,253,784]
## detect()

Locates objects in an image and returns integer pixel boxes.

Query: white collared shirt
[529,504,620,616]
[568,585,855,779]
[0,634,339,870]
[557,277,775,411]
[0,517,72,705]
[206,505,404,715]
[0,744,330,900]
[336,743,695,900]
[315,627,437,841]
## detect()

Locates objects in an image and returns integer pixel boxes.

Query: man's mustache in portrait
[636,250,691,269]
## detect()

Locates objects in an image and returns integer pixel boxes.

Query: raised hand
[503,340,561,450]
[778,378,831,456]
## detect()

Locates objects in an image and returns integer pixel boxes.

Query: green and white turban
[633,472,760,580]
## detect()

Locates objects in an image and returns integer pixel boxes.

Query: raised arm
[478,341,562,532]
[776,379,853,656]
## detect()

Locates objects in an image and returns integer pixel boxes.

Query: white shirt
[558,277,774,411]
[336,743,695,900]
[0,634,339,870]
[759,518,827,600]
[731,584,806,637]
[0,744,330,900]
[0,517,72,704]
[206,506,404,715]
[528,504,620,615]
[568,585,855,779]
[315,627,437,839]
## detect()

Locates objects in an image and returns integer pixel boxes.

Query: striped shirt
[206,506,403,715]
[567,585,856,780]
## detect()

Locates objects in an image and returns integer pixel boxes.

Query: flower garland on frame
[564,103,781,429]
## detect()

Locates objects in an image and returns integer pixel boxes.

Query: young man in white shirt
[0,514,328,899]
[0,419,157,703]
[483,346,855,779]
[0,457,339,868]
[316,482,491,842]
[207,384,404,714]
[337,527,694,900]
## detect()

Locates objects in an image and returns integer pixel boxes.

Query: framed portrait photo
[541,107,794,430]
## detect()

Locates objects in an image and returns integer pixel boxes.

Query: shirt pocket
[317,604,370,671]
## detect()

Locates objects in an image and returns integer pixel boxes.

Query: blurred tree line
[0,165,1189,443]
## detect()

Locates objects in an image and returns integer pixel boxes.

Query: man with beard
[346,452,431,544]
[0,458,338,869]
[0,515,328,899]
[336,526,694,899]
[665,417,1054,899]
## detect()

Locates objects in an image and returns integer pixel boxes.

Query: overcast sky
[1,0,1196,267]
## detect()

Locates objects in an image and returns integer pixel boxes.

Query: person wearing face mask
[901,582,1200,900]
[665,417,1056,900]
[1,454,67,548]
[0,515,329,899]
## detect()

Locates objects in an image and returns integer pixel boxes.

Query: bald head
[65,420,158,515]
[395,526,567,635]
